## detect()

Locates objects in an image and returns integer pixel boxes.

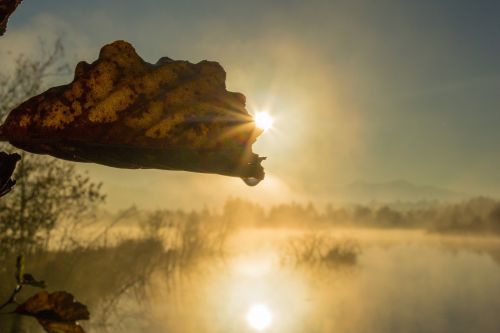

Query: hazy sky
[1,0,499,209]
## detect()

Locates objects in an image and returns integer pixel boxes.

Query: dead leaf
[0,0,23,36]
[0,40,265,184]
[16,291,89,333]
[22,273,47,288]
[15,254,24,283]
[36,319,86,333]
[0,151,20,197]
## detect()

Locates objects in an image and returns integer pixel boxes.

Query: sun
[254,112,274,131]
[246,303,273,331]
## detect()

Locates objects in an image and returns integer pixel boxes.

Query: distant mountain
[333,180,469,202]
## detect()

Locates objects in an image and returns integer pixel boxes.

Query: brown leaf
[22,273,47,288]
[36,319,86,333]
[0,151,20,197]
[0,0,23,36]
[15,291,89,333]
[0,40,265,184]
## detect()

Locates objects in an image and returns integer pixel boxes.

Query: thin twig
[0,284,22,311]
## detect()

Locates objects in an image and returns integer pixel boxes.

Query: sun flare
[254,112,274,131]
[246,303,273,331]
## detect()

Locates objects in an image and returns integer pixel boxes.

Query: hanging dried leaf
[15,291,89,333]
[36,319,86,333]
[22,273,47,288]
[15,254,24,283]
[0,40,265,184]
[0,151,20,197]
[0,0,22,36]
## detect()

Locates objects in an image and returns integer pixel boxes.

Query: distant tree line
[206,197,500,234]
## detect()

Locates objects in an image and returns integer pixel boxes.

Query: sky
[1,0,499,210]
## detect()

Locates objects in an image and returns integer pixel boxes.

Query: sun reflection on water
[150,231,315,333]
[206,241,311,333]
[246,303,273,331]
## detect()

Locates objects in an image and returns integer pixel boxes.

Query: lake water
[140,229,500,333]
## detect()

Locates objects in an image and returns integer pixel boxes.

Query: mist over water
[3,198,500,333]
[142,229,500,333]
[21,223,497,333]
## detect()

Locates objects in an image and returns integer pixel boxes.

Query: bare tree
[0,40,106,333]
[0,40,106,254]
